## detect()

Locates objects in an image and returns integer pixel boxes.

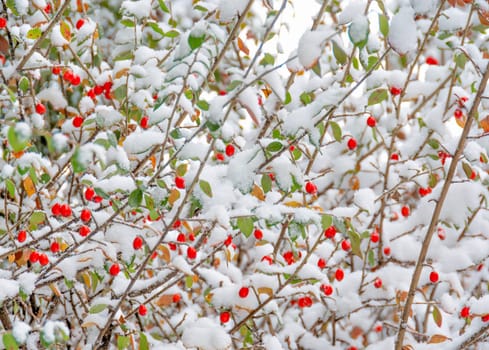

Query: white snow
[181,318,232,350]
[13,321,31,344]
[388,7,418,56]
[123,131,165,154]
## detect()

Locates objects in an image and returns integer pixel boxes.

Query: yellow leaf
[428,334,451,344]
[23,176,36,197]
[115,68,129,79]
[49,283,61,297]
[60,241,69,251]
[60,20,72,42]
[261,86,272,98]
[257,287,273,297]
[284,201,303,208]
[182,220,193,233]
[81,321,98,328]
[168,189,180,205]
[81,271,91,289]
[251,184,265,201]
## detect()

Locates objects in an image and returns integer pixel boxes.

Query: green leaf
[300,92,313,105]
[71,148,86,173]
[261,174,272,193]
[165,30,179,38]
[205,121,220,132]
[120,18,135,27]
[455,53,466,69]
[117,335,130,350]
[147,22,164,36]
[332,40,347,65]
[428,139,439,149]
[185,275,193,289]
[139,332,149,350]
[259,53,275,66]
[5,179,15,198]
[462,162,473,179]
[433,305,443,327]
[321,214,332,230]
[348,18,370,48]
[27,28,42,40]
[284,91,292,105]
[6,0,18,16]
[330,121,342,142]
[267,141,283,152]
[237,216,254,238]
[176,163,188,176]
[144,194,155,210]
[347,230,363,258]
[199,180,213,197]
[128,189,143,208]
[3,333,19,350]
[379,14,389,37]
[197,100,209,111]
[368,88,388,105]
[94,187,110,199]
[158,0,169,13]
[8,126,29,152]
[188,34,205,50]
[30,211,46,226]
[89,304,108,314]
[367,249,375,267]
[19,76,29,93]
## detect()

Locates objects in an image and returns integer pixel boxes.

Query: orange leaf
[60,20,72,42]
[284,201,303,208]
[155,294,173,307]
[23,176,36,197]
[428,334,451,344]
[251,184,265,201]
[480,115,489,132]
[157,244,171,263]
[237,37,250,55]
[168,188,180,205]
[350,326,363,339]
[150,155,156,170]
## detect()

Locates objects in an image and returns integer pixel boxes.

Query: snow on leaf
[368,88,388,105]
[348,16,369,48]
[388,7,418,55]
[297,30,333,69]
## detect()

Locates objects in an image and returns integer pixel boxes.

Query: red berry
[371,231,380,243]
[458,96,468,107]
[169,243,177,251]
[138,304,147,316]
[261,255,273,265]
[321,284,333,296]
[29,251,39,263]
[72,116,84,128]
[140,116,149,129]
[390,153,399,161]
[305,181,317,194]
[172,220,181,229]
[367,116,376,127]
[390,86,402,96]
[175,176,185,189]
[172,293,181,303]
[460,306,470,318]
[215,152,225,161]
[0,55,5,65]
[341,240,351,251]
[454,109,463,119]
[374,324,383,333]
[44,3,51,13]
[17,230,27,243]
[70,74,81,86]
[103,81,113,92]
[52,66,61,75]
[87,89,96,99]
[80,209,91,222]
[335,268,344,281]
[109,263,120,276]
[35,103,46,114]
[383,246,391,256]
[268,173,275,181]
[425,56,439,65]
[253,229,263,240]
[224,235,232,247]
[317,258,326,269]
[0,18,7,29]
[94,85,104,95]
[85,188,95,201]
[151,251,158,259]
[79,225,91,237]
[93,195,103,203]
[60,204,72,217]
[429,271,439,283]
[482,314,489,322]
[374,277,383,288]
[63,70,74,82]
[220,311,231,323]
[225,144,235,157]
[324,226,336,239]
[187,246,197,259]
[51,203,62,216]
[347,137,357,150]
[347,347,358,350]
[401,205,410,217]
[470,170,477,180]
[188,233,195,241]
[39,253,49,266]
[238,287,249,298]
[133,236,143,250]
[177,233,186,243]
[75,19,85,30]
[50,241,60,253]
[283,251,295,265]
[298,296,313,308]
[289,145,295,152]
[218,90,227,96]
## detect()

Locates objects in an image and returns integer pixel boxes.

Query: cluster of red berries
[437,150,451,165]
[418,187,432,197]
[87,81,113,100]
[297,296,313,308]
[29,251,49,266]
[84,187,103,203]
[51,203,73,217]
[52,67,81,86]
[214,144,235,161]
[283,250,300,265]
